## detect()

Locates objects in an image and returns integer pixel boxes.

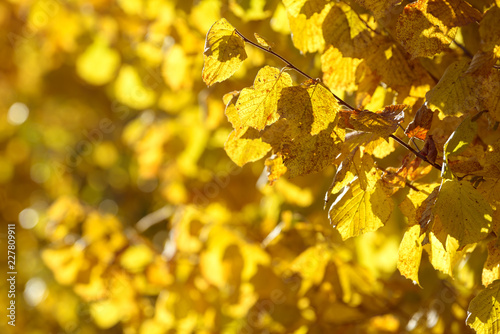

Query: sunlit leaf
[354,0,401,19]
[349,104,407,138]
[328,176,393,240]
[425,59,476,119]
[235,66,292,130]
[202,18,247,86]
[397,0,457,58]
[405,104,434,140]
[224,128,271,166]
[398,224,425,285]
[466,279,500,333]
[433,179,492,248]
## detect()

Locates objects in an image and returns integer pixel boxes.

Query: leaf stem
[389,134,442,171]
[234,29,355,110]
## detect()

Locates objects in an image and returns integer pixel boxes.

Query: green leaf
[202,18,247,86]
[467,279,500,333]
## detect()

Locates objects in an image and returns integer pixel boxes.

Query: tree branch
[234,29,355,111]
[389,134,442,171]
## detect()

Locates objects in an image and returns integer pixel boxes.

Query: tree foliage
[1,0,500,334]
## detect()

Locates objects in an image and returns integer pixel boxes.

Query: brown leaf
[405,104,434,140]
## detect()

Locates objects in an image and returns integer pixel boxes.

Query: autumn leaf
[265,154,288,184]
[284,0,331,53]
[405,103,434,140]
[426,0,482,27]
[254,33,275,49]
[483,240,500,287]
[433,179,492,249]
[235,66,292,130]
[322,2,373,58]
[225,128,272,166]
[348,104,407,138]
[354,0,402,19]
[443,114,478,170]
[280,123,344,178]
[328,161,393,240]
[425,59,476,119]
[202,18,247,86]
[277,79,340,136]
[479,6,500,58]
[321,45,363,93]
[396,0,457,58]
[398,224,425,285]
[467,279,500,333]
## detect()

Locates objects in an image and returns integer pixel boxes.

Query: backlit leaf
[425,59,476,119]
[349,104,406,138]
[433,179,492,248]
[405,104,434,140]
[466,279,500,333]
[235,66,292,130]
[427,0,482,27]
[354,0,402,19]
[397,0,457,58]
[398,224,425,285]
[286,2,332,53]
[483,240,500,287]
[225,128,271,166]
[443,114,477,165]
[328,176,393,240]
[202,18,247,86]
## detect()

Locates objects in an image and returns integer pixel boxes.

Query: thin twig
[390,134,442,171]
[234,29,355,110]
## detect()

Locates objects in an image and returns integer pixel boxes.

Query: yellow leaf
[397,0,457,58]
[265,154,287,183]
[433,179,492,248]
[483,240,500,287]
[286,1,332,53]
[479,6,500,56]
[349,104,407,138]
[466,279,500,333]
[278,80,340,136]
[202,18,247,86]
[281,123,344,178]
[328,177,393,240]
[427,0,482,27]
[321,46,363,93]
[354,0,402,19]
[443,114,477,165]
[322,2,373,58]
[254,33,274,49]
[235,66,292,130]
[425,230,460,276]
[398,224,425,285]
[224,128,271,166]
[425,59,476,119]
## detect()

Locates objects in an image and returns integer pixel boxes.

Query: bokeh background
[0,0,482,333]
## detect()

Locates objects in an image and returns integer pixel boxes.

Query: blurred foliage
[0,0,497,333]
